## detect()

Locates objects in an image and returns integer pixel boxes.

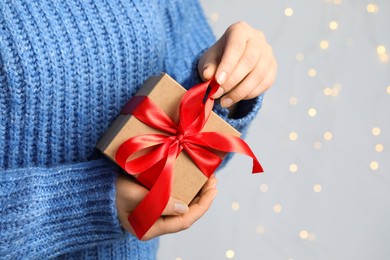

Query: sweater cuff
[1,159,124,258]
[213,94,264,135]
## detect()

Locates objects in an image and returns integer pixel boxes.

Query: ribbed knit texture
[0,0,262,259]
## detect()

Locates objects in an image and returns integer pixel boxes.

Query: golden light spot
[377,45,388,62]
[372,127,381,136]
[289,96,298,105]
[299,230,309,239]
[259,184,269,192]
[386,85,390,94]
[308,233,317,241]
[367,4,379,13]
[329,21,338,30]
[375,144,384,152]
[377,45,386,55]
[333,0,342,5]
[273,204,282,213]
[331,89,340,97]
[370,161,379,170]
[320,40,329,49]
[324,131,333,141]
[231,202,240,211]
[256,225,265,234]
[210,12,219,22]
[323,87,332,96]
[308,108,317,117]
[226,250,235,259]
[289,131,298,141]
[175,258,183,260]
[313,184,322,193]
[284,7,294,17]
[308,68,317,77]
[331,83,341,97]
[289,163,298,173]
[296,53,304,61]
[379,54,389,63]
[314,141,322,149]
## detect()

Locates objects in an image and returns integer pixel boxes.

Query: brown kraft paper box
[96,73,241,205]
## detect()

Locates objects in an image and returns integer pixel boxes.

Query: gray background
[159,1,390,259]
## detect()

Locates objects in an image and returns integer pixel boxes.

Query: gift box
[96,73,240,204]
[96,73,261,239]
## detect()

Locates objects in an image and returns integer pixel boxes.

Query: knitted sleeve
[161,0,263,135]
[0,159,124,258]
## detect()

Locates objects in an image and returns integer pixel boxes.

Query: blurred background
[159,1,390,259]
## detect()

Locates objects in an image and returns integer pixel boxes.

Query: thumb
[162,197,189,216]
[198,42,223,82]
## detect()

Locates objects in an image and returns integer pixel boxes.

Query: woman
[0,0,277,258]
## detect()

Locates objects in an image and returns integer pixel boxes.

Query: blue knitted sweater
[0,0,262,259]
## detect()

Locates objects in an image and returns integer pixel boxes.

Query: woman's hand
[116,173,217,241]
[198,21,277,108]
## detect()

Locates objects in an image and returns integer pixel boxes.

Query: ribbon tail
[128,143,179,239]
[187,132,264,173]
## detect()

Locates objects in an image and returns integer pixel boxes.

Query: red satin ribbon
[115,79,263,239]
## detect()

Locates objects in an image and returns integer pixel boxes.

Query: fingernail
[174,202,188,214]
[203,65,209,76]
[221,98,233,107]
[212,87,225,99]
[217,71,227,85]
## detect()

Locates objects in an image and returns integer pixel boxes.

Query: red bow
[115,79,263,239]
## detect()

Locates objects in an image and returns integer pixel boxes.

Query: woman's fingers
[217,31,264,101]
[162,175,217,215]
[197,21,277,107]
[139,175,218,240]
[214,21,251,86]
[221,45,276,106]
[198,40,223,82]
[141,187,217,241]
[247,58,278,99]
[116,173,148,211]
[117,171,219,240]
[162,198,189,215]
